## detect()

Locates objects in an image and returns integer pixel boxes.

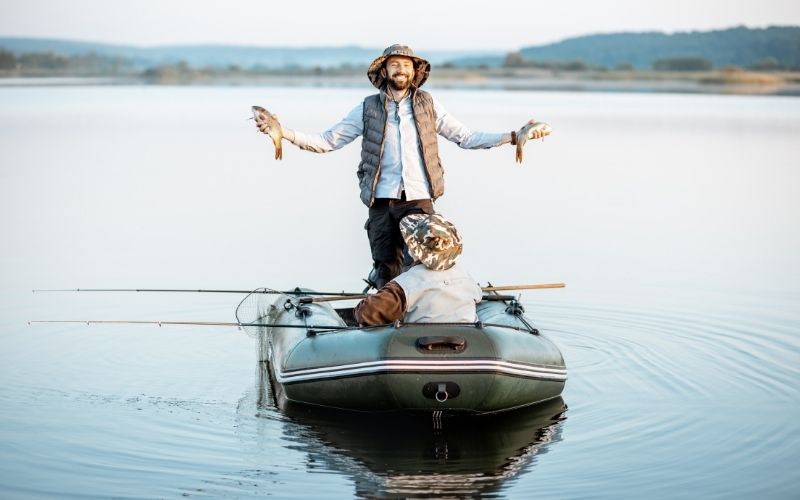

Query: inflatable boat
[240,289,567,415]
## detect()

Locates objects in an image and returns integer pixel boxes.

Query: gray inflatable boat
[240,290,567,415]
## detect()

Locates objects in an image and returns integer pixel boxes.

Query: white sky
[1,0,798,51]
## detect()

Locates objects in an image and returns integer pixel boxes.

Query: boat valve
[435,383,449,402]
[423,381,460,401]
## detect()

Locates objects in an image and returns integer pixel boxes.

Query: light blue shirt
[288,93,508,201]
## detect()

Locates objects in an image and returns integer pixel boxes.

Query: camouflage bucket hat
[399,213,463,271]
[367,44,431,89]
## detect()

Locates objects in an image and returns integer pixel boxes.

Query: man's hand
[524,119,551,140]
[255,114,278,134]
[515,120,552,163]
[251,105,284,160]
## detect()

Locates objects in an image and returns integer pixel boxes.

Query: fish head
[251,105,270,121]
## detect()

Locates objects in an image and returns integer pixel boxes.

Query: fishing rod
[27,319,348,331]
[27,318,538,335]
[31,288,365,297]
[33,283,565,297]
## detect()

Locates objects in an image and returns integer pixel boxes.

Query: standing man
[255,44,549,289]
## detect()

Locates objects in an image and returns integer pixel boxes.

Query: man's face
[385,55,415,91]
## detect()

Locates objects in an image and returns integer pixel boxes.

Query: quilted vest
[357,88,444,207]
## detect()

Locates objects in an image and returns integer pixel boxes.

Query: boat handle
[415,336,467,353]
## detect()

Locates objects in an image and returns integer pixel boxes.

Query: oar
[299,295,367,304]
[482,283,565,292]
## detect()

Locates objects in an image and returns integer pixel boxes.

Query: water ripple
[524,294,800,403]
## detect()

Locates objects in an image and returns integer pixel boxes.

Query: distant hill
[0,38,500,69]
[2,26,798,71]
[519,26,800,69]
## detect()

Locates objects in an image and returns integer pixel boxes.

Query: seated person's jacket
[354,262,482,325]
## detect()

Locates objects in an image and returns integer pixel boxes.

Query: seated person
[354,213,482,325]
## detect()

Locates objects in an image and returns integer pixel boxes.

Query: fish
[515,121,552,163]
[252,105,283,160]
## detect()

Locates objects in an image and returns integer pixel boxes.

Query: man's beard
[388,73,412,91]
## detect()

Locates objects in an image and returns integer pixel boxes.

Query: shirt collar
[382,86,416,104]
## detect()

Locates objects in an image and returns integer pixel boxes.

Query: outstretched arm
[434,98,508,149]
[257,102,365,153]
[433,98,548,148]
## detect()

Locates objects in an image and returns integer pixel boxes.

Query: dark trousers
[366,194,434,286]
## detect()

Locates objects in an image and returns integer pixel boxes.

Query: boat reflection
[252,360,568,498]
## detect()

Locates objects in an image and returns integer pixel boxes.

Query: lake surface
[1,84,798,499]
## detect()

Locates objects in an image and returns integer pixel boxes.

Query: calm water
[1,85,798,499]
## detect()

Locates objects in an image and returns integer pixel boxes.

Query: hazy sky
[1,0,799,50]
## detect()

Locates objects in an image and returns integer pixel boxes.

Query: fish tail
[272,135,283,160]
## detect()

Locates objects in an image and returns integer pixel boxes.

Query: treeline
[0,48,372,82]
[0,49,133,74]
[2,47,797,81]
[503,52,794,72]
[517,26,800,70]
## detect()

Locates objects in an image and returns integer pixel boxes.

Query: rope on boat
[307,321,540,336]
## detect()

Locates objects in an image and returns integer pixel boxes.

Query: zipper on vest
[370,94,391,206]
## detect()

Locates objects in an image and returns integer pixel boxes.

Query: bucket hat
[367,44,431,90]
[399,213,463,271]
